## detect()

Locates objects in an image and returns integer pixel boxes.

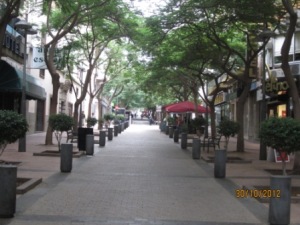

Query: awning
[164,101,210,113]
[0,60,46,100]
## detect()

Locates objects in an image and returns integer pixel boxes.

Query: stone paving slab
[1,123,299,225]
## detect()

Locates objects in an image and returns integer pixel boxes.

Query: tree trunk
[236,81,252,152]
[73,102,80,130]
[45,75,60,145]
[97,97,102,130]
[281,0,300,171]
[87,94,94,118]
[209,102,217,139]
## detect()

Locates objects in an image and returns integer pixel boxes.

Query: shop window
[68,103,73,116]
[39,69,45,79]
[59,100,65,113]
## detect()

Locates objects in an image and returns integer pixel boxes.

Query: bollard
[165,125,169,135]
[86,134,94,155]
[192,138,201,159]
[108,127,113,141]
[181,133,187,149]
[60,143,73,173]
[173,129,179,143]
[0,165,17,218]
[214,150,227,178]
[114,125,118,137]
[118,124,122,134]
[169,126,174,138]
[99,130,106,147]
[121,123,124,132]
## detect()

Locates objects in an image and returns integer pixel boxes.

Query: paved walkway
[1,122,300,225]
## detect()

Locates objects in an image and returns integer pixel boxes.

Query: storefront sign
[265,74,289,93]
[31,47,61,69]
[215,92,225,105]
[2,26,23,58]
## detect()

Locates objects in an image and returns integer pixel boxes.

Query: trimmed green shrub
[260,117,300,175]
[190,116,207,134]
[116,114,125,121]
[86,117,98,128]
[217,118,239,150]
[49,114,74,151]
[0,110,28,156]
[167,117,175,125]
[104,113,115,127]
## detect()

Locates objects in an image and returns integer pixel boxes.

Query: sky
[126,0,166,17]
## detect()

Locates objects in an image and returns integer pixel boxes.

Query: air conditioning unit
[270,69,284,78]
[290,63,300,75]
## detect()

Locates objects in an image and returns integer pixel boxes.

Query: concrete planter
[60,143,73,172]
[192,138,201,159]
[114,125,118,137]
[99,130,106,147]
[269,175,291,225]
[169,126,174,138]
[108,127,113,141]
[181,133,187,149]
[0,165,17,218]
[86,134,94,155]
[118,124,122,134]
[77,127,93,151]
[214,150,226,178]
[165,126,169,135]
[173,129,179,143]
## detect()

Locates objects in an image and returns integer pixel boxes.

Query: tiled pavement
[0,121,299,225]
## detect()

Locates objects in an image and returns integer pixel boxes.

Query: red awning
[165,101,210,113]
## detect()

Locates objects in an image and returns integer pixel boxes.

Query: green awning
[0,60,46,100]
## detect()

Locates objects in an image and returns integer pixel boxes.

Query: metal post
[205,81,209,138]
[15,20,37,152]
[79,68,83,127]
[18,32,28,152]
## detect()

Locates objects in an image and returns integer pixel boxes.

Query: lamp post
[15,20,37,152]
[78,67,85,127]
[258,28,275,160]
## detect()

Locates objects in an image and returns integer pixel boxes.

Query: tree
[260,117,300,175]
[48,114,74,152]
[41,0,130,145]
[217,118,240,151]
[0,110,28,158]
[148,0,283,152]
[280,0,300,171]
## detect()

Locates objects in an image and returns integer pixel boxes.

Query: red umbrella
[165,101,210,113]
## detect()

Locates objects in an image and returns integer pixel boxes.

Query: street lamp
[78,67,85,127]
[258,28,275,160]
[15,20,37,152]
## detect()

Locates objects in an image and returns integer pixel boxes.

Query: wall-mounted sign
[265,74,289,94]
[31,47,61,69]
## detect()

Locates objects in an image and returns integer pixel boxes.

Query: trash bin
[77,127,93,151]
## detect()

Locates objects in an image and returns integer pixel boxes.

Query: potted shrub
[259,117,300,225]
[0,110,28,158]
[190,116,207,136]
[0,110,28,218]
[167,117,175,126]
[104,113,115,127]
[49,113,74,152]
[214,118,239,178]
[86,117,98,128]
[217,118,240,150]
